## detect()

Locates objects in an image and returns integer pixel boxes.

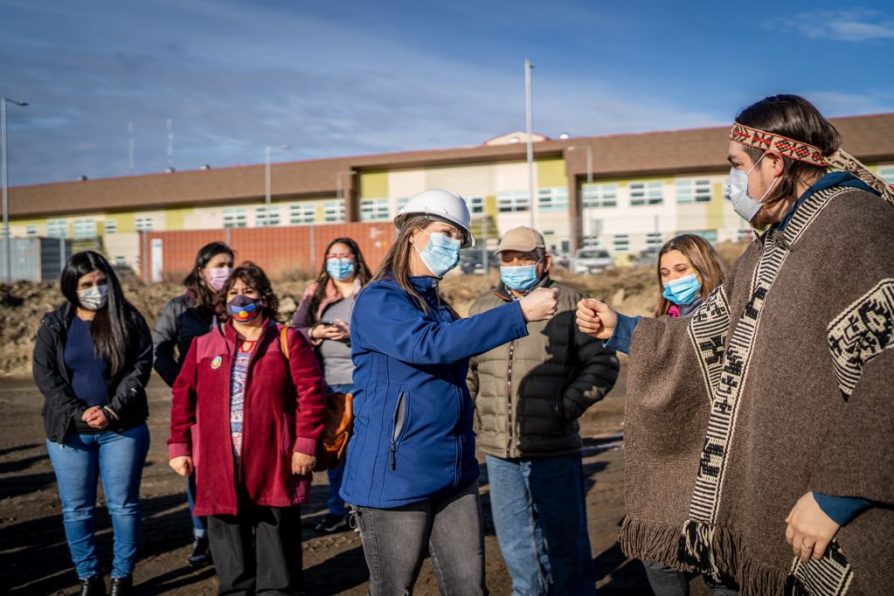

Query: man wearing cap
[578,95,894,594]
[468,226,619,595]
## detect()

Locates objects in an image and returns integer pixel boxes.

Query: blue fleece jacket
[339,275,529,508]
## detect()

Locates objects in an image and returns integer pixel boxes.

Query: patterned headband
[730,122,894,206]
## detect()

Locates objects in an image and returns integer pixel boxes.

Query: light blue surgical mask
[500,264,541,293]
[662,273,701,306]
[326,258,355,281]
[727,152,777,223]
[417,231,461,278]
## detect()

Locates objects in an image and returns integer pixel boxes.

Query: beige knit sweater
[621,186,893,595]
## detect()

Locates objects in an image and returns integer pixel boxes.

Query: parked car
[573,248,613,274]
[460,250,498,274]
[636,246,660,265]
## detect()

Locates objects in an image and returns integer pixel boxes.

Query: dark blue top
[340,275,529,508]
[64,317,110,408]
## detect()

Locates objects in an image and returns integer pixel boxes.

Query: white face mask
[728,152,778,223]
[78,285,109,311]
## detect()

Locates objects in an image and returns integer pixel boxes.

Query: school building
[7,113,894,279]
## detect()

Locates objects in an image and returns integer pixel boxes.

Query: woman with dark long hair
[169,261,327,594]
[291,236,371,533]
[340,190,559,594]
[33,250,153,596]
[152,240,234,567]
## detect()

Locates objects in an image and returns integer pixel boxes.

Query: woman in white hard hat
[340,189,559,595]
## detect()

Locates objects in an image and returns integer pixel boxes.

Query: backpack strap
[280,325,290,360]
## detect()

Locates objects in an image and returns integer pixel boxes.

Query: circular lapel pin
[210,355,223,369]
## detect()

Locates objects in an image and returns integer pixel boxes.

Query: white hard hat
[394,189,475,247]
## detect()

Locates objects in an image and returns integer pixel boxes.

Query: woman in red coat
[168,261,326,595]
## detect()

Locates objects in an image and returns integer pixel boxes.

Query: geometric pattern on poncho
[827,278,894,398]
[788,540,854,596]
[680,185,854,586]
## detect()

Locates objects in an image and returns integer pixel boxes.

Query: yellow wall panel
[360,171,389,199]
[537,158,566,188]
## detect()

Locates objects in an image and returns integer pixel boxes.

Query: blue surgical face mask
[662,273,701,306]
[500,264,541,293]
[728,152,777,223]
[416,231,461,278]
[326,258,355,281]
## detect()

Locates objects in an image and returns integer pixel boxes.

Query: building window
[73,218,96,239]
[537,188,568,211]
[256,206,281,227]
[288,204,314,225]
[612,234,630,253]
[497,191,530,212]
[26,225,38,237]
[324,201,345,223]
[360,199,390,221]
[582,183,618,208]
[879,165,894,184]
[47,219,67,238]
[396,197,410,213]
[104,219,118,235]
[676,178,712,203]
[223,208,247,229]
[135,216,153,232]
[646,232,663,248]
[737,228,755,242]
[469,196,484,214]
[581,236,601,247]
[630,181,664,206]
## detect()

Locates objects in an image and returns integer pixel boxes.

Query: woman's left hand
[82,406,109,429]
[785,492,840,562]
[291,452,316,475]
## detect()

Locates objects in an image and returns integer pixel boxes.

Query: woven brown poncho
[621,185,893,595]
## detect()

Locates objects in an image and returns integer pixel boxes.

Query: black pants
[207,504,302,595]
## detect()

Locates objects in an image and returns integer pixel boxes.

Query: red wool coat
[168,319,326,516]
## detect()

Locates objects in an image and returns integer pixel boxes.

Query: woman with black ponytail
[33,250,153,596]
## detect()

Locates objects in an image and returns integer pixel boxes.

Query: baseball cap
[496,227,546,254]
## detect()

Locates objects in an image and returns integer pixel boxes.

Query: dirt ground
[0,252,755,595]
[0,365,717,596]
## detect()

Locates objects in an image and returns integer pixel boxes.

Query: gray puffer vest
[467,277,619,458]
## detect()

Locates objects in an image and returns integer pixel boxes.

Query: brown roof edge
[10,113,894,218]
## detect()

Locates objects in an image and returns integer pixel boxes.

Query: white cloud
[766,9,894,42]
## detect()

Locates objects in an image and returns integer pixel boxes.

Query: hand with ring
[784,492,840,562]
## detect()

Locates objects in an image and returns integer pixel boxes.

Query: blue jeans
[486,454,594,596]
[46,423,150,580]
[326,383,352,517]
[186,474,207,537]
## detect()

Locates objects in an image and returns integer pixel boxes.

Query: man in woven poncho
[576,95,893,595]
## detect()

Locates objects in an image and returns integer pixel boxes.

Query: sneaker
[187,535,210,567]
[313,513,349,534]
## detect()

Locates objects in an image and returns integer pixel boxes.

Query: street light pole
[524,59,535,229]
[2,97,28,283]
[566,145,593,257]
[264,144,290,226]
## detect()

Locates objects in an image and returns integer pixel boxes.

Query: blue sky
[1,0,893,186]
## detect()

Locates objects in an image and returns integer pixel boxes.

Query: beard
[751,195,796,230]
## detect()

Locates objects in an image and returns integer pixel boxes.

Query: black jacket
[151,293,216,387]
[33,303,153,443]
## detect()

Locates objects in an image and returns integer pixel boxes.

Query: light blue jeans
[46,423,150,580]
[486,454,594,596]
